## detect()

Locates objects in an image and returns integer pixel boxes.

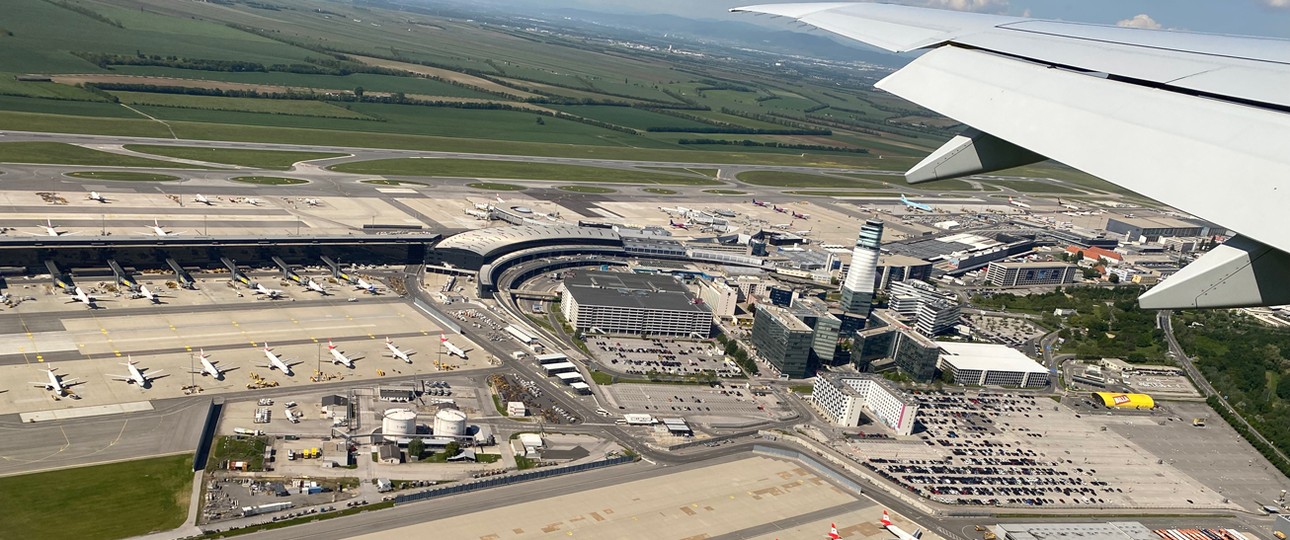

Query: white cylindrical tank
[382,408,417,437]
[433,408,467,438]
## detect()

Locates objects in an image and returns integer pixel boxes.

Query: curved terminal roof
[435,225,622,258]
[1093,392,1155,409]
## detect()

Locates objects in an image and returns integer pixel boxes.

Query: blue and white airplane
[899,194,933,212]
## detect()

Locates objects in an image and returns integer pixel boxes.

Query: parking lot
[603,383,792,423]
[848,391,1234,510]
[588,337,737,378]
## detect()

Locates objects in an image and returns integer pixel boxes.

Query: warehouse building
[751,304,816,378]
[560,271,711,337]
[937,342,1050,388]
[1104,215,1212,242]
[986,261,1077,287]
[992,522,1160,540]
[811,373,920,435]
[1092,392,1156,409]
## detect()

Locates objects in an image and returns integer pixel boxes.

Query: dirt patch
[345,54,538,99]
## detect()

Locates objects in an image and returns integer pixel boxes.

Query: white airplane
[245,198,263,206]
[353,278,380,294]
[87,191,108,203]
[258,343,294,376]
[771,222,793,230]
[795,229,813,236]
[193,194,213,205]
[148,219,181,237]
[440,337,469,359]
[792,210,811,220]
[1008,197,1031,209]
[305,279,329,295]
[495,194,505,204]
[880,510,922,540]
[133,284,165,304]
[109,357,164,388]
[26,219,73,237]
[384,337,414,363]
[187,350,226,380]
[29,367,78,397]
[67,287,99,309]
[326,339,360,368]
[732,3,1290,309]
[253,282,284,298]
[304,198,321,207]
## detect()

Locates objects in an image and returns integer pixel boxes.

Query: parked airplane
[899,194,933,212]
[259,343,294,376]
[354,278,380,294]
[245,198,263,206]
[771,222,794,230]
[669,219,690,230]
[26,219,73,237]
[384,337,414,363]
[327,340,360,368]
[109,357,164,388]
[1008,196,1031,209]
[148,219,181,237]
[881,510,923,540]
[795,229,813,236]
[772,205,789,214]
[751,199,769,207]
[495,194,506,204]
[792,210,811,219]
[193,194,213,205]
[303,198,321,207]
[29,367,79,397]
[253,282,284,298]
[187,350,228,380]
[132,284,166,304]
[67,287,99,309]
[440,337,469,359]
[305,279,329,295]
[87,191,108,203]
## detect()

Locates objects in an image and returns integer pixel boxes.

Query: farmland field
[553,105,713,130]
[111,92,375,120]
[108,66,499,100]
[0,454,192,540]
[331,159,721,185]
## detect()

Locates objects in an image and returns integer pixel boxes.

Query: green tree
[444,441,461,458]
[408,438,424,460]
[1108,273,1121,284]
[353,86,365,97]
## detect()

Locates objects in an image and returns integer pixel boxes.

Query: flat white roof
[542,362,577,371]
[556,371,584,381]
[936,341,1048,373]
[570,382,591,390]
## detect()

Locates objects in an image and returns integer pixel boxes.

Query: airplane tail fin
[328,339,336,350]
[914,530,923,539]
[881,511,892,527]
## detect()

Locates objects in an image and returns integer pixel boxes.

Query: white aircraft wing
[734,3,1290,309]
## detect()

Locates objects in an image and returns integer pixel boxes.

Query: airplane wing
[733,3,1290,309]
[107,374,133,381]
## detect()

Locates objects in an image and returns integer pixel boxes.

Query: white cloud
[1263,0,1290,8]
[923,0,1009,13]
[1116,13,1163,29]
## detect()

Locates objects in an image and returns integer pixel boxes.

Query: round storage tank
[382,408,417,437]
[433,408,468,438]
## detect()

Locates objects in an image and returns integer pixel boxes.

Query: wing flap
[876,46,1290,256]
[731,3,1019,52]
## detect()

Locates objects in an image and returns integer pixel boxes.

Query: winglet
[905,129,1045,184]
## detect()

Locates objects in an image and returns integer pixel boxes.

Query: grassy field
[112,92,375,120]
[331,159,722,185]
[642,188,677,195]
[558,185,617,193]
[643,167,718,177]
[785,190,896,197]
[125,144,345,170]
[842,173,976,192]
[468,182,526,191]
[0,454,192,540]
[231,176,308,185]
[109,66,499,100]
[363,179,428,186]
[553,105,713,130]
[737,170,882,189]
[703,189,747,195]
[66,171,181,181]
[0,142,206,168]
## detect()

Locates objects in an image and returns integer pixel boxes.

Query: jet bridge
[166,258,196,289]
[271,256,304,284]
[106,259,137,289]
[220,257,252,286]
[320,256,353,283]
[44,260,73,291]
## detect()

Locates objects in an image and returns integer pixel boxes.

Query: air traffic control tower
[840,220,884,319]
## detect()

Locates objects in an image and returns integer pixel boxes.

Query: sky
[510,0,1290,39]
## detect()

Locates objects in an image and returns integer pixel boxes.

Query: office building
[791,297,843,367]
[936,342,1050,388]
[751,304,815,378]
[852,310,942,381]
[986,261,1077,287]
[916,300,961,336]
[875,254,933,290]
[560,271,711,337]
[840,220,883,316]
[811,373,920,435]
[694,278,738,320]
[888,280,960,336]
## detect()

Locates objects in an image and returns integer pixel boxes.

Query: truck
[234,427,263,436]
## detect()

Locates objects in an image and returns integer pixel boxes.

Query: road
[1157,310,1290,466]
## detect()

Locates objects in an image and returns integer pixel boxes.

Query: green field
[703,189,747,195]
[553,105,713,130]
[468,182,526,191]
[66,171,181,181]
[843,173,976,192]
[642,188,678,195]
[363,179,428,186]
[0,142,206,168]
[112,92,375,120]
[784,190,896,197]
[231,176,308,185]
[109,66,499,100]
[331,159,721,185]
[737,170,881,189]
[0,454,193,540]
[558,185,617,193]
[125,144,345,170]
[981,179,1082,194]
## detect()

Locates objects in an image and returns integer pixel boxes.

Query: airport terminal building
[811,373,919,435]
[560,271,712,337]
